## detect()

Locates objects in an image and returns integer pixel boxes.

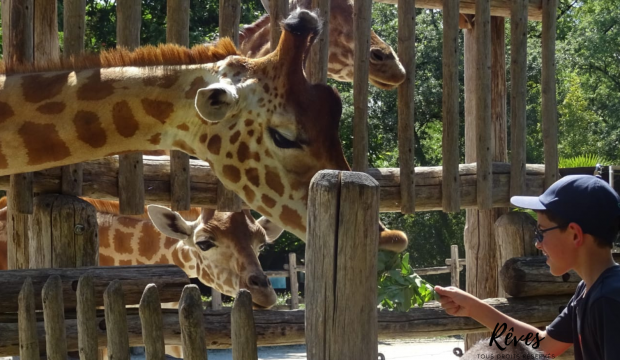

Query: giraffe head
[240,0,406,89]
[147,206,284,308]
[196,9,407,252]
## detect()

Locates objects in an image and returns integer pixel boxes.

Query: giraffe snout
[247,273,271,289]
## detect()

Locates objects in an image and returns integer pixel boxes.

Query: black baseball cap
[511,175,620,241]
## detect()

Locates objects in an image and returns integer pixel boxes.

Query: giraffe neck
[0,65,220,175]
[98,213,199,276]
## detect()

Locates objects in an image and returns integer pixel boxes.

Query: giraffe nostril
[370,49,385,62]
[248,274,269,288]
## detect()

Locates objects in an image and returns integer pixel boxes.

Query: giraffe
[239,0,406,89]
[0,10,408,253]
[0,197,284,309]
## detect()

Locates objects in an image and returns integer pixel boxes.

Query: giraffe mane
[0,39,239,75]
[84,198,201,222]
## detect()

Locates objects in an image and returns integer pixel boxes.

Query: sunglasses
[534,225,562,243]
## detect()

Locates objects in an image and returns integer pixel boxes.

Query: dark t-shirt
[547,265,620,359]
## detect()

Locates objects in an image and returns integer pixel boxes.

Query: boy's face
[535,213,577,276]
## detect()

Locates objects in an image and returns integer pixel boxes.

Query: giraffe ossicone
[0,9,408,253]
[241,0,406,89]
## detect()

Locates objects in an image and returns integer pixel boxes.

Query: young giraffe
[0,10,407,252]
[0,197,284,308]
[239,0,406,89]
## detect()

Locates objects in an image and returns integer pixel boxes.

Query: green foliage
[559,154,612,168]
[377,252,437,311]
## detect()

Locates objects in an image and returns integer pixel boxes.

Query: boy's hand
[434,286,479,318]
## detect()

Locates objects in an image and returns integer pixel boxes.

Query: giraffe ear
[147,205,194,241]
[257,216,284,243]
[195,83,239,123]
[260,0,271,15]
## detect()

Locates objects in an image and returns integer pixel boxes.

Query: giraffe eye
[268,127,301,149]
[196,238,216,251]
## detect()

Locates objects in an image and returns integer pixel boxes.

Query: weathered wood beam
[0,295,570,356]
[0,265,189,313]
[0,158,547,212]
[372,0,544,21]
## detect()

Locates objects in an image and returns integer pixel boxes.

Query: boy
[435,175,620,359]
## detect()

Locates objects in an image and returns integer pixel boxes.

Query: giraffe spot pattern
[74,110,107,148]
[243,185,256,204]
[99,224,110,249]
[280,205,306,233]
[143,73,180,89]
[77,71,116,101]
[138,222,162,261]
[261,194,276,208]
[171,249,185,269]
[112,100,139,138]
[176,123,190,132]
[181,248,192,263]
[119,260,132,266]
[155,254,169,264]
[149,133,162,145]
[172,139,196,155]
[265,165,284,196]
[263,83,270,94]
[36,101,66,115]
[164,237,177,250]
[141,98,174,123]
[237,142,250,163]
[199,133,208,144]
[244,119,254,127]
[226,152,233,159]
[256,206,272,219]
[0,143,7,169]
[99,253,115,266]
[185,76,208,99]
[245,167,260,187]
[207,134,222,155]
[22,72,70,103]
[0,102,14,126]
[19,122,71,166]
[230,130,241,145]
[222,165,241,183]
[113,229,134,255]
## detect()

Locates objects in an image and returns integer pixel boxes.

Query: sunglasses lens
[534,229,543,242]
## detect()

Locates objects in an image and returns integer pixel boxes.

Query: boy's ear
[568,222,585,246]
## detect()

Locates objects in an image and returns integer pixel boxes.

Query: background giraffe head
[239,0,406,89]
[147,206,283,308]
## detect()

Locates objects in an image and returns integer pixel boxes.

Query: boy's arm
[435,286,572,356]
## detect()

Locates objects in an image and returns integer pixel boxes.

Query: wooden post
[4,0,34,271]
[139,284,166,360]
[116,0,145,215]
[219,0,240,46]
[352,0,372,172]
[442,0,459,213]
[167,0,192,212]
[232,289,258,360]
[29,195,98,269]
[76,274,98,360]
[450,245,460,288]
[18,278,39,360]
[288,252,299,309]
[541,0,558,189]
[307,0,330,84]
[42,275,68,360]
[398,0,417,213]
[495,212,538,298]
[510,0,528,197]
[34,0,59,64]
[62,0,86,197]
[104,280,130,360]
[179,285,207,360]
[211,289,223,310]
[475,0,492,210]
[269,0,289,52]
[464,15,510,349]
[306,170,379,360]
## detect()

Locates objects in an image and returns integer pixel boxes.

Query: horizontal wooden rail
[0,295,569,356]
[0,157,547,212]
[373,0,544,21]
[0,265,189,313]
